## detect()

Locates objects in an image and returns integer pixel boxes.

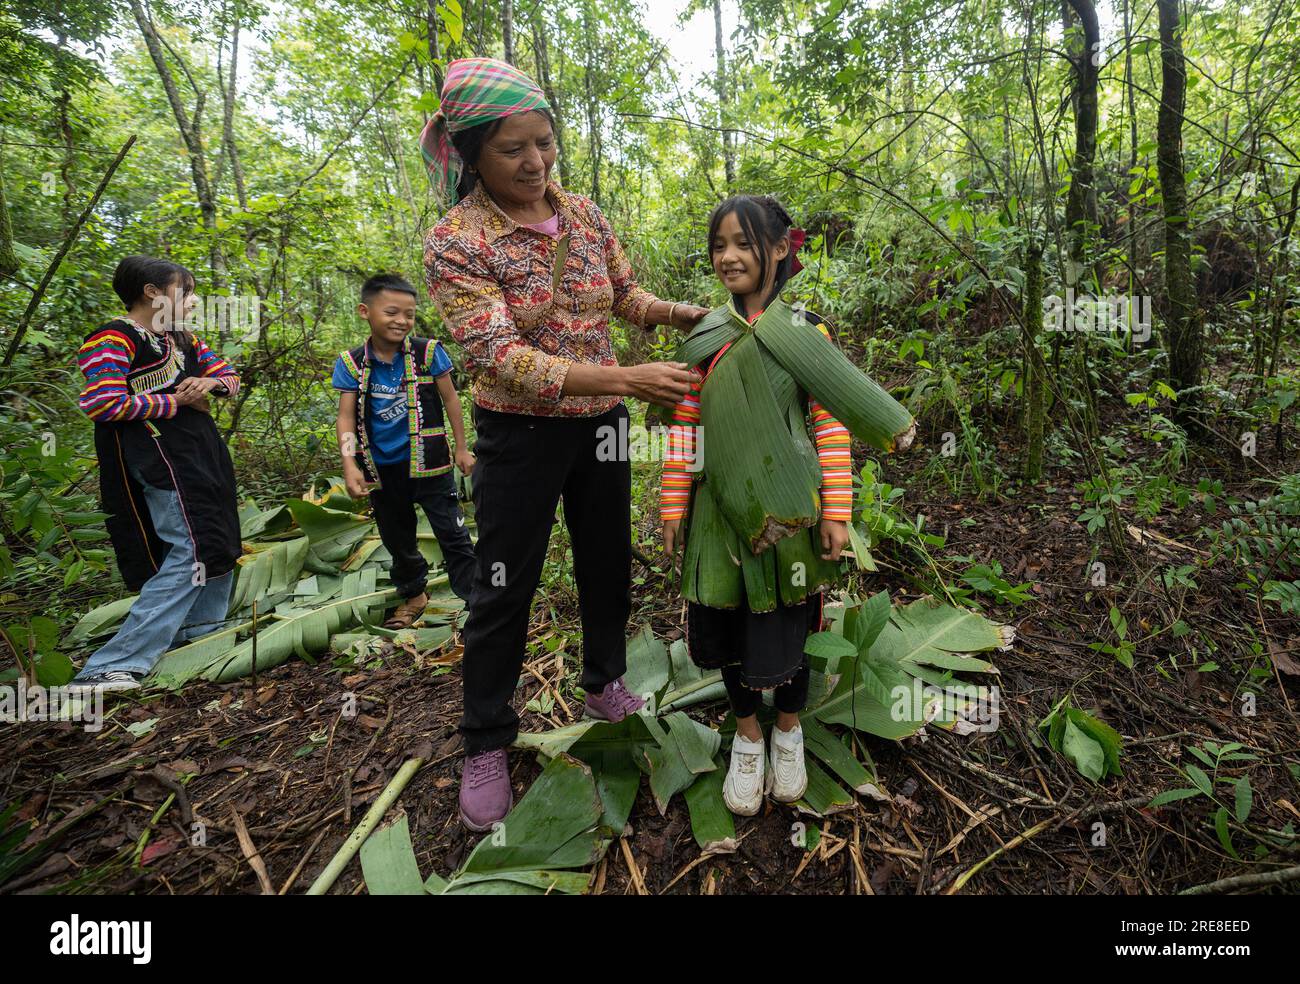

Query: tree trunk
[55,34,76,236]
[581,1,602,201]
[1023,240,1046,481]
[0,164,18,277]
[1157,0,1202,412]
[502,0,514,63]
[900,13,915,157]
[220,20,248,211]
[426,0,445,93]
[713,0,735,187]
[1064,0,1101,289]
[127,0,228,316]
[1266,174,1300,382]
[1123,0,1138,352]
[531,9,566,183]
[380,110,421,238]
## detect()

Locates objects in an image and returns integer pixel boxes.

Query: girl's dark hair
[113,255,195,310]
[112,255,197,345]
[450,108,557,203]
[707,195,796,313]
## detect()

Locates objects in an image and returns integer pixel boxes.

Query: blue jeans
[75,476,234,679]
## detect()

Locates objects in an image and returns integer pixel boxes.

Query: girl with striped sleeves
[68,256,242,693]
[660,196,853,815]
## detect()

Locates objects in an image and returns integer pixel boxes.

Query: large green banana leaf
[437,754,606,895]
[359,814,425,895]
[700,332,822,553]
[674,304,745,368]
[751,299,916,452]
[151,568,393,688]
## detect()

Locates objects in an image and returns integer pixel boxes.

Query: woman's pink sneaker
[459,749,513,831]
[583,677,645,722]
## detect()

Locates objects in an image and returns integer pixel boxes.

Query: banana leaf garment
[666,298,914,616]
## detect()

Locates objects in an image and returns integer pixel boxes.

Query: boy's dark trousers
[459,403,632,755]
[370,463,477,602]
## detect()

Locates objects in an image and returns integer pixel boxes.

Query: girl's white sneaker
[768,724,808,803]
[723,733,766,816]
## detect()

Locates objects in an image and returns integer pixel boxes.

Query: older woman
[422,58,707,830]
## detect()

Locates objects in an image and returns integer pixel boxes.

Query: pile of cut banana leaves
[370,593,1013,895]
[65,482,465,690]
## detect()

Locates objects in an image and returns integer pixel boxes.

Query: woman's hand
[820,519,851,562]
[662,518,683,560]
[174,376,222,406]
[455,448,476,476]
[670,304,710,332]
[620,362,697,407]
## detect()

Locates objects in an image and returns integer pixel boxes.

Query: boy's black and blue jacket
[334,335,454,487]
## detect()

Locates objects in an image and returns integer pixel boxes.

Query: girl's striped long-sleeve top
[77,322,240,422]
[660,318,853,524]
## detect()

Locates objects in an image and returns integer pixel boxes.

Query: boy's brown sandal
[383,593,428,630]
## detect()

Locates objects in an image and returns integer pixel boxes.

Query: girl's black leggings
[721,659,810,718]
[686,597,821,718]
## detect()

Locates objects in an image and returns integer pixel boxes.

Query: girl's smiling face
[711,211,788,303]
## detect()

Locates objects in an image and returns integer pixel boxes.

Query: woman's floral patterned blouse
[424,178,659,417]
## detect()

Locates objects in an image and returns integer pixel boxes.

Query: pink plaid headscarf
[418,57,551,210]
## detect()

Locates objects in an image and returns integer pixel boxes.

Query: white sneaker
[64,671,143,694]
[768,724,808,803]
[722,733,766,816]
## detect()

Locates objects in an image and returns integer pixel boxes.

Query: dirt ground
[3,445,1299,895]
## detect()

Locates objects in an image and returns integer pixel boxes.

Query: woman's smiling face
[475,111,557,211]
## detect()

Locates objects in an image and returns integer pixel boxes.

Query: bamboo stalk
[1179,864,1300,895]
[305,753,425,895]
[230,806,275,894]
[944,815,1056,895]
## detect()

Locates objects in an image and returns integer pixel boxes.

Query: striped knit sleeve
[810,321,852,523]
[811,397,852,522]
[659,370,703,522]
[193,336,241,398]
[77,327,178,422]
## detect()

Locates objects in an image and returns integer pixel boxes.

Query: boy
[333,273,476,628]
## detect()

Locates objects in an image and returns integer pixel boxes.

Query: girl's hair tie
[789,227,806,274]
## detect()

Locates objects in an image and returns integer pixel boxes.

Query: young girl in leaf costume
[661,196,914,816]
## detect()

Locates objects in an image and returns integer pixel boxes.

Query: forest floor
[4,440,1299,895]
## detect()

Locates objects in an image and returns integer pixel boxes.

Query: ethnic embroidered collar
[459,178,580,245]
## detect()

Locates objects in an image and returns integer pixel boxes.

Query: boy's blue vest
[337,336,452,486]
